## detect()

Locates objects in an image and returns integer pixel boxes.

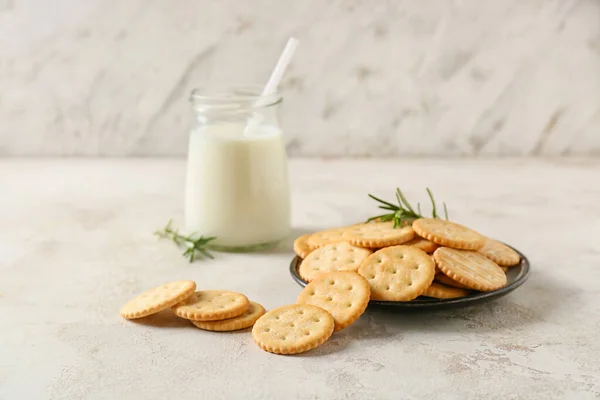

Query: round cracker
[293,234,316,258]
[412,218,484,250]
[191,301,265,332]
[306,227,348,248]
[433,247,507,291]
[434,273,470,289]
[404,236,439,253]
[120,280,196,320]
[342,222,415,248]
[477,238,521,266]
[252,304,334,355]
[297,271,370,332]
[358,245,435,301]
[172,290,249,321]
[422,282,470,299]
[298,242,372,282]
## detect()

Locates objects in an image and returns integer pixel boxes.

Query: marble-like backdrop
[1,0,599,157]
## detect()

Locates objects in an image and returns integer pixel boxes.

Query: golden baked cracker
[404,236,439,253]
[358,245,435,301]
[477,238,521,266]
[412,218,484,250]
[433,247,507,291]
[306,227,348,248]
[120,280,196,320]
[296,271,370,332]
[191,301,265,332]
[252,304,334,355]
[422,282,470,299]
[172,290,249,321]
[434,273,470,289]
[298,242,372,282]
[293,234,316,259]
[342,222,415,248]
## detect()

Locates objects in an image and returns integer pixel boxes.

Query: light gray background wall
[1,0,599,157]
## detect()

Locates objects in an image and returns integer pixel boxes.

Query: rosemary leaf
[396,188,416,214]
[155,220,217,262]
[367,188,450,227]
[368,194,398,209]
[426,188,438,219]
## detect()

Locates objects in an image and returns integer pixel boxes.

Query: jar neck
[190,85,282,119]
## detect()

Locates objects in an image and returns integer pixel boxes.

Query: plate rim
[289,244,531,309]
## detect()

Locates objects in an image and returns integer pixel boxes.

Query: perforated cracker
[120,280,196,320]
[172,290,249,321]
[297,271,370,331]
[434,273,470,289]
[422,282,470,299]
[404,236,439,253]
[298,242,372,282]
[477,238,521,266]
[358,245,436,301]
[191,301,265,331]
[252,304,334,355]
[293,234,316,259]
[433,247,507,291]
[306,227,348,248]
[342,222,415,248]
[412,218,484,250]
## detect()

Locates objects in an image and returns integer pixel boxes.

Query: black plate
[289,245,531,310]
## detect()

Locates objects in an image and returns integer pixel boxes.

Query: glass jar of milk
[184,85,291,251]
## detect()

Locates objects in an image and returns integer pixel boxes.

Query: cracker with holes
[434,273,470,289]
[358,245,435,301]
[404,236,439,253]
[296,271,370,332]
[477,238,521,266]
[120,280,196,320]
[294,234,316,259]
[433,247,507,291]
[307,227,349,248]
[342,221,415,248]
[252,304,334,355]
[412,218,484,250]
[191,301,265,332]
[172,290,249,321]
[422,282,470,299]
[298,242,372,282]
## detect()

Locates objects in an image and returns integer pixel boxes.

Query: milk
[184,123,291,249]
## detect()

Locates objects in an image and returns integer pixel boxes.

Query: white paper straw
[244,37,299,135]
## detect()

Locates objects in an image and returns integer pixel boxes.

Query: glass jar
[184,85,291,251]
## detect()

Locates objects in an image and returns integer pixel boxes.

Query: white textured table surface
[1,158,599,400]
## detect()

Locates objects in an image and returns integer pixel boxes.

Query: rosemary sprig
[154,220,216,262]
[367,187,449,227]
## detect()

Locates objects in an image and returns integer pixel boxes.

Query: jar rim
[190,84,282,109]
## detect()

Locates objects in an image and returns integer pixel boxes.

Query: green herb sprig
[367,188,449,228]
[154,220,216,262]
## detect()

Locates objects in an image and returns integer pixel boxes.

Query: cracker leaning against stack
[252,271,371,355]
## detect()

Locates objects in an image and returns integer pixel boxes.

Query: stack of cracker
[120,283,265,332]
[294,219,521,302]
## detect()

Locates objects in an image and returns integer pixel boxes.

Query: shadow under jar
[184,85,291,252]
